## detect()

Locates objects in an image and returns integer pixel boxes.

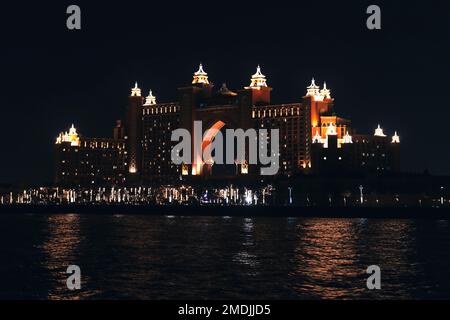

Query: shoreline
[0,204,450,219]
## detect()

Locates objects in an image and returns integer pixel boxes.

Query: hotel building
[54,123,127,186]
[54,64,400,187]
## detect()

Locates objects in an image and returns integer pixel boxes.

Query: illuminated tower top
[68,124,77,135]
[392,131,400,143]
[249,65,268,88]
[320,82,332,100]
[306,79,332,102]
[131,82,141,97]
[143,90,157,106]
[374,124,387,137]
[192,63,209,84]
[306,78,320,98]
[55,124,81,146]
[342,131,353,144]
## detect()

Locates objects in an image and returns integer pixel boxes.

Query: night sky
[0,0,449,185]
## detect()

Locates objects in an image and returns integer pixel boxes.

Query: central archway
[202,120,226,152]
[194,120,238,177]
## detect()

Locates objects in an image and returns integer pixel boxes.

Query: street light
[359,185,364,205]
[288,187,293,205]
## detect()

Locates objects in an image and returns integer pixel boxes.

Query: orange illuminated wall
[251,87,272,105]
[319,115,351,139]
[307,96,334,137]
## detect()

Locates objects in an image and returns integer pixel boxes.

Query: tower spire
[392,131,400,143]
[192,63,209,84]
[374,124,387,137]
[343,131,353,144]
[306,78,320,98]
[144,90,157,106]
[249,65,268,88]
[320,81,332,99]
[131,82,141,97]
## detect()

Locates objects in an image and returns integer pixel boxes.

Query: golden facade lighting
[181,163,189,176]
[55,124,81,147]
[129,166,137,174]
[312,131,324,144]
[326,122,338,136]
[241,161,249,174]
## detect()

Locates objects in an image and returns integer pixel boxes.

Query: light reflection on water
[0,214,450,299]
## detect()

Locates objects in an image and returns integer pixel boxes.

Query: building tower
[391,131,401,172]
[126,82,143,181]
[374,124,387,137]
[143,90,157,106]
[178,64,214,176]
[192,64,209,85]
[249,65,267,88]
[244,65,272,105]
[303,78,334,137]
[56,124,81,146]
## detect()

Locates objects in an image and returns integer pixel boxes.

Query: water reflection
[1,214,450,299]
[290,219,436,299]
[233,218,259,271]
[40,214,78,298]
[41,214,81,262]
[292,219,361,299]
[39,214,97,299]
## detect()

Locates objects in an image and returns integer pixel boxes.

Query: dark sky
[0,0,449,185]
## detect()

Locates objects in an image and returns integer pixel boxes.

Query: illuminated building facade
[54,64,401,186]
[55,123,127,186]
[311,123,401,175]
[176,65,311,178]
[303,77,401,175]
[142,102,181,183]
